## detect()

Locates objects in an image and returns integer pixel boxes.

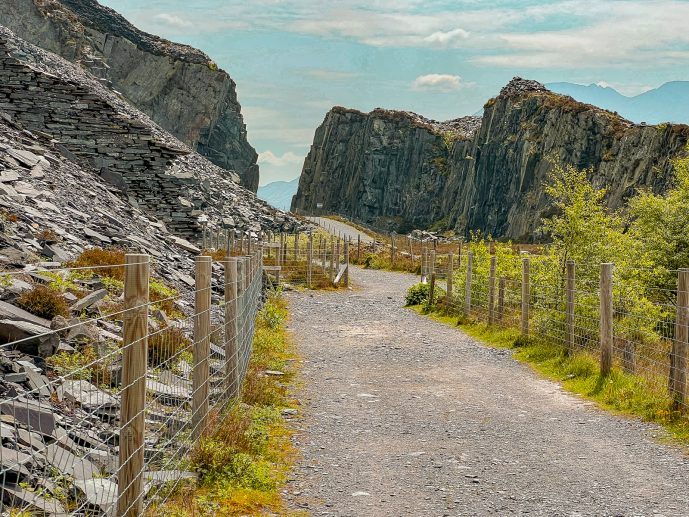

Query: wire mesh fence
[0,243,264,516]
[419,244,689,417]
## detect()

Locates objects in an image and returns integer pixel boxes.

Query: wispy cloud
[413,74,468,92]
[300,69,360,82]
[152,13,193,28]
[258,150,303,167]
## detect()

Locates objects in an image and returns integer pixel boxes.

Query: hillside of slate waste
[292,78,689,240]
[0,0,261,191]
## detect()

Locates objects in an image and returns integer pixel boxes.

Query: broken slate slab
[7,148,41,167]
[0,319,57,357]
[0,398,56,435]
[62,380,119,418]
[71,289,108,312]
[0,300,51,327]
[0,446,33,477]
[84,227,113,244]
[146,379,191,406]
[74,478,118,516]
[41,243,71,263]
[44,442,99,479]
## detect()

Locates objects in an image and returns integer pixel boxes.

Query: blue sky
[101,0,689,185]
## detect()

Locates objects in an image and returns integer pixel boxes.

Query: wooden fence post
[224,257,239,399]
[446,253,454,308]
[488,255,497,324]
[335,238,341,274]
[600,263,614,376]
[498,277,505,323]
[329,237,335,282]
[566,260,576,353]
[429,273,436,308]
[233,258,246,397]
[294,232,299,261]
[430,250,436,278]
[671,268,689,408]
[464,251,473,316]
[521,255,530,337]
[192,256,211,440]
[408,237,414,269]
[118,254,150,517]
[357,234,361,262]
[307,233,313,288]
[391,233,396,268]
[344,240,350,287]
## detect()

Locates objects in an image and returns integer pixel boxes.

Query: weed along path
[285,267,689,516]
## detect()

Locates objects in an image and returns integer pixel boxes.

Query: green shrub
[405,282,446,306]
[17,285,69,319]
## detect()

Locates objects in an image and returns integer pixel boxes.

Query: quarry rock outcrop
[0,0,260,191]
[292,78,689,239]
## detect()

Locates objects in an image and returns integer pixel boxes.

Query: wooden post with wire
[307,233,313,288]
[391,233,396,268]
[118,254,150,517]
[446,253,454,308]
[429,273,436,308]
[294,232,299,261]
[566,260,576,352]
[357,234,361,262]
[521,255,530,337]
[599,263,614,376]
[671,268,689,408]
[344,239,350,287]
[465,251,473,316]
[329,237,335,282]
[488,255,497,324]
[192,256,211,440]
[224,257,239,399]
[498,277,505,322]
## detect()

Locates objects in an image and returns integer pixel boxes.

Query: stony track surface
[307,217,374,243]
[285,266,689,517]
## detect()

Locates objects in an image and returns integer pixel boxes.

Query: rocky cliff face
[291,107,481,233]
[292,78,689,240]
[0,0,260,191]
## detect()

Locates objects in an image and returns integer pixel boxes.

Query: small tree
[629,149,689,300]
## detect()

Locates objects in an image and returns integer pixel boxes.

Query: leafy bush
[405,282,446,306]
[405,283,430,306]
[17,285,69,319]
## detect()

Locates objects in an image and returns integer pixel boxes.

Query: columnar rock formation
[0,0,260,191]
[292,78,689,240]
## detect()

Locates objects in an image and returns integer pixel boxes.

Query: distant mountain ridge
[258,177,299,211]
[546,81,689,124]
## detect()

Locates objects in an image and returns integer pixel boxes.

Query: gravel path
[284,266,689,517]
[307,217,374,243]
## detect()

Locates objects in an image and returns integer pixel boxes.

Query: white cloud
[423,28,470,48]
[413,74,466,92]
[472,2,689,69]
[258,150,304,167]
[152,13,193,28]
[301,69,359,81]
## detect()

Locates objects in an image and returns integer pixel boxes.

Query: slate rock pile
[0,0,261,190]
[0,25,304,239]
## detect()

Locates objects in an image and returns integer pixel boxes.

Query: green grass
[410,305,689,445]
[148,292,306,516]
